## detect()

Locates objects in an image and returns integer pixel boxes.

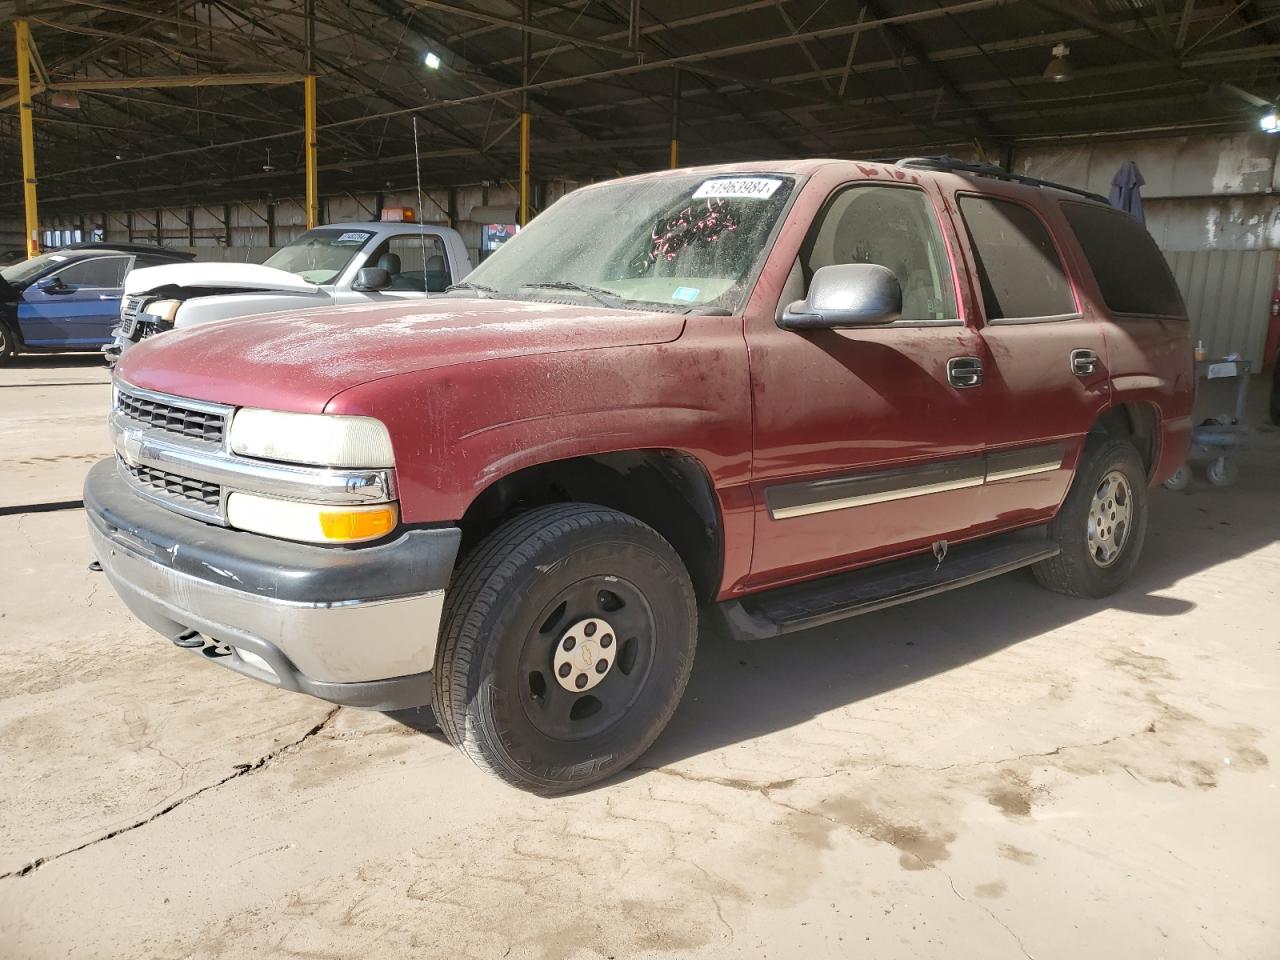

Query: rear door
[745,179,990,589]
[18,255,130,346]
[944,189,1110,527]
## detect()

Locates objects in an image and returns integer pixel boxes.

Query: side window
[365,235,451,292]
[52,256,129,290]
[804,185,957,321]
[957,196,1076,321]
[1061,202,1185,318]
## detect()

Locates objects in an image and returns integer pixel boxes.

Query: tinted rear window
[1062,202,1185,318]
[958,196,1076,321]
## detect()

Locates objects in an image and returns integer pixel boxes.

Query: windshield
[262,228,376,284]
[1,252,71,286]
[463,173,796,311]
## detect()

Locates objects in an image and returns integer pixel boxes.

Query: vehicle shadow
[4,354,107,369]
[390,444,1279,779]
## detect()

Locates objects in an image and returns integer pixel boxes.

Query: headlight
[143,299,181,322]
[227,492,398,544]
[228,409,395,468]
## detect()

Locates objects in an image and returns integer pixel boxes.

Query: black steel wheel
[433,503,697,794]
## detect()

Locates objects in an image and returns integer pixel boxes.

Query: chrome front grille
[119,295,144,337]
[122,460,221,508]
[117,388,226,443]
[111,380,396,528]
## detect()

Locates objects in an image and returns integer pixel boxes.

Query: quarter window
[1061,202,1184,318]
[804,185,957,321]
[958,196,1076,321]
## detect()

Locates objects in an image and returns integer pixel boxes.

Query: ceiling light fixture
[423,51,441,70]
[1043,43,1075,83]
[1261,108,1280,133]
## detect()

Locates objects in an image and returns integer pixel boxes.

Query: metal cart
[1164,359,1252,490]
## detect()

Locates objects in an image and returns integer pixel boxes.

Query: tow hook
[172,630,204,649]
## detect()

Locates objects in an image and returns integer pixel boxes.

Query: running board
[721,527,1058,640]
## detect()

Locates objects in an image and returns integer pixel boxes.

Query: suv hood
[124,261,320,296]
[115,298,687,412]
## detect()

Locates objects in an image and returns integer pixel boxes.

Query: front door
[336,233,453,305]
[18,255,130,347]
[745,181,989,589]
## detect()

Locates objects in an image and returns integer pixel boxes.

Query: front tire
[1034,437,1149,598]
[0,322,15,366]
[433,503,697,794]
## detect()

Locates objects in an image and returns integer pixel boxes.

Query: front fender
[325,318,754,565]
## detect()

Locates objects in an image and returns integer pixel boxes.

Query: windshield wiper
[519,280,625,308]
[446,280,499,298]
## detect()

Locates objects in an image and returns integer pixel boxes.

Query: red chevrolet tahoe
[87,157,1193,793]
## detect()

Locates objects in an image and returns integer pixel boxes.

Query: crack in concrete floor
[0,706,340,881]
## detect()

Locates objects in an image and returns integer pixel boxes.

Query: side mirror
[352,267,391,292]
[779,263,902,330]
[36,275,68,294]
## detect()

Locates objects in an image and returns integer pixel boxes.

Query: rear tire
[433,503,697,794]
[1034,437,1149,598]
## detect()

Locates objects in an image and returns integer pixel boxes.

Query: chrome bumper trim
[89,519,444,686]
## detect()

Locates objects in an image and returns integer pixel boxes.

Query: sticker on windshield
[672,286,700,302]
[336,231,372,244]
[692,177,783,200]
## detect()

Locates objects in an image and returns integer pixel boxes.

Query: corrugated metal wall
[1164,249,1279,367]
[1,181,584,267]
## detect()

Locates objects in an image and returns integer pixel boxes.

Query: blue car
[0,243,194,364]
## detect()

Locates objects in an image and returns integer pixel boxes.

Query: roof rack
[895,156,1109,205]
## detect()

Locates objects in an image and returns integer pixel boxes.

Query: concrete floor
[1,356,1277,960]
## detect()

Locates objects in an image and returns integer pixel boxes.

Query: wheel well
[1091,403,1158,476]
[458,450,724,603]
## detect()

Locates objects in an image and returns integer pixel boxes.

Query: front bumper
[84,458,460,710]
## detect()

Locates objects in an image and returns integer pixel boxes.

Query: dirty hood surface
[116,298,687,412]
[124,261,322,296]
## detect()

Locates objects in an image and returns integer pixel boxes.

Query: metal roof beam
[316,0,1018,133]
[1028,0,1272,105]
[404,0,639,56]
[45,73,307,90]
[862,0,1004,140]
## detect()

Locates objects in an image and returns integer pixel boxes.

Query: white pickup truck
[106,221,473,363]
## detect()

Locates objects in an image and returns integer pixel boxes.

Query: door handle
[947,356,983,389]
[1071,348,1099,377]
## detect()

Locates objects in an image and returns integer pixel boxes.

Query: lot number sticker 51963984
[692,177,783,200]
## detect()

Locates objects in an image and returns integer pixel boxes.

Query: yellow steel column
[519,111,531,227]
[304,75,318,228]
[16,20,40,257]
[669,69,681,170]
